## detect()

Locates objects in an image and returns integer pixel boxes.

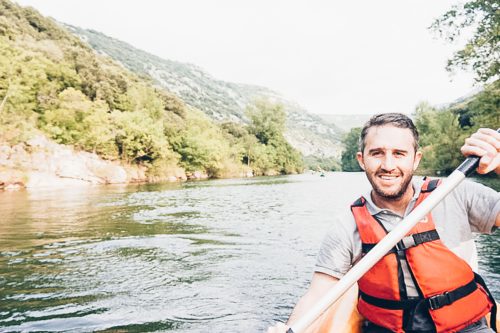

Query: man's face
[356,125,422,200]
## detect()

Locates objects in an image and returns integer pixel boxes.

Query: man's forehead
[364,125,415,149]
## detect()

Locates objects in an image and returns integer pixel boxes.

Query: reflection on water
[0,174,498,332]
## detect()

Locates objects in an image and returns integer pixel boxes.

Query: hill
[67,26,344,158]
[0,0,304,188]
[317,114,372,132]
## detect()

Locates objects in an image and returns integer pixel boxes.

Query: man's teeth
[380,175,398,180]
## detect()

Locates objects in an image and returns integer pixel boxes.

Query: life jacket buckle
[428,291,452,310]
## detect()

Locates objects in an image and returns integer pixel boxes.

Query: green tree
[341,127,362,172]
[167,111,239,177]
[79,101,118,159]
[244,100,303,174]
[247,99,286,145]
[414,103,469,175]
[112,110,173,164]
[41,88,93,143]
[430,0,499,82]
[454,81,500,130]
[303,155,341,172]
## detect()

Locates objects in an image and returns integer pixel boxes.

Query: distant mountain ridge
[317,114,372,132]
[66,25,344,157]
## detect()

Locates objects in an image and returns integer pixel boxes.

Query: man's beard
[367,170,413,200]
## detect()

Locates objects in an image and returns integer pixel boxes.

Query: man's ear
[356,151,365,170]
[413,151,422,171]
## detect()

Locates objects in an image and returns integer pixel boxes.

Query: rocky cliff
[0,135,198,190]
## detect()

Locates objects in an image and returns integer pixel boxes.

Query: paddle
[287,130,499,333]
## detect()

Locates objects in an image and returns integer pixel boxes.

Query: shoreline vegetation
[0,0,498,191]
[0,0,303,190]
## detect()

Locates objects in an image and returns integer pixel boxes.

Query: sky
[14,0,478,115]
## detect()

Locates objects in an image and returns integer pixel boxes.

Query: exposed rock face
[0,135,155,189]
[0,134,257,190]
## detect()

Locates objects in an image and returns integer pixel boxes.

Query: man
[267,113,500,333]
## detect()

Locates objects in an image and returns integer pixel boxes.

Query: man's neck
[370,186,415,216]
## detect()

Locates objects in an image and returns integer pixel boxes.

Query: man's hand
[266,322,289,333]
[461,128,500,174]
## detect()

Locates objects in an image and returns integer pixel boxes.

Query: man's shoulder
[325,208,358,236]
[446,178,499,203]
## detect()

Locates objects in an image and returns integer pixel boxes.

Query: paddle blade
[301,285,363,333]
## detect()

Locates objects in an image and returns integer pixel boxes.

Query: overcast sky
[14,0,478,115]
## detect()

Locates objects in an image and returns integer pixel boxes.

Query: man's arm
[460,128,500,227]
[266,272,339,333]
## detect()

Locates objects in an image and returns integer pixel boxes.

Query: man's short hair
[359,113,419,153]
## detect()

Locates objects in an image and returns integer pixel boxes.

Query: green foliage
[414,103,468,175]
[79,103,117,158]
[168,111,239,177]
[245,100,304,175]
[454,80,500,129]
[41,88,93,143]
[419,0,499,176]
[0,0,304,180]
[247,143,275,175]
[414,82,499,176]
[112,111,167,163]
[341,127,362,172]
[303,155,341,172]
[430,0,499,82]
[247,100,286,145]
[221,121,249,139]
[268,137,304,174]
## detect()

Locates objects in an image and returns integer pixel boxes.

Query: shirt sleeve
[457,180,500,233]
[314,213,357,279]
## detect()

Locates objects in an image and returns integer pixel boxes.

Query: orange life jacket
[351,178,495,333]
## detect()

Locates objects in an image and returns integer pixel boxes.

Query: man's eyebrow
[394,149,409,154]
[367,148,409,154]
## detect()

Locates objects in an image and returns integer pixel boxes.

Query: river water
[0,173,498,332]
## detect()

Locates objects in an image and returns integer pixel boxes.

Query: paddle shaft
[287,154,484,333]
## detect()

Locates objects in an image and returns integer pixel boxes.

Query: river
[0,173,498,332]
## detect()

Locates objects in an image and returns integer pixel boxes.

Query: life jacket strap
[473,273,497,332]
[396,229,440,251]
[421,179,440,193]
[359,290,420,310]
[427,279,476,310]
[359,279,477,311]
[361,229,440,255]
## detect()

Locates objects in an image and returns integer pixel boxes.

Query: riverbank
[0,135,253,190]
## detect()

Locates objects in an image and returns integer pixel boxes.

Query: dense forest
[0,0,303,180]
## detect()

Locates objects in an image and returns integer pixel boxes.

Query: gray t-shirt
[315,177,500,296]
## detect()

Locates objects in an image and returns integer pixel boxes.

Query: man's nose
[381,155,396,171]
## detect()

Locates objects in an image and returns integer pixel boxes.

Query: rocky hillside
[317,114,372,132]
[2,0,307,189]
[67,26,344,157]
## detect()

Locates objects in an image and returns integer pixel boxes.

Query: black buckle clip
[428,292,452,310]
